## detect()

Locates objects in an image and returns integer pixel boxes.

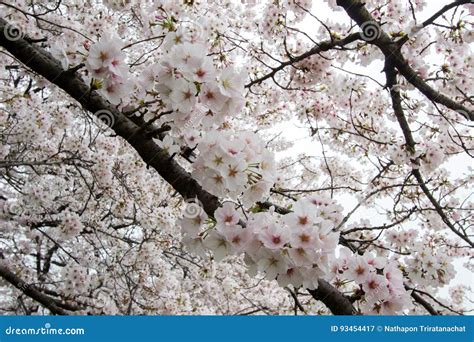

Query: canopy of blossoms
[0,0,472,315]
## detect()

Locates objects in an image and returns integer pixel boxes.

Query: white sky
[268,0,473,310]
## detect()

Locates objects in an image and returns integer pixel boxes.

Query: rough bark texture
[0,263,69,315]
[0,17,220,217]
[310,280,356,315]
[0,17,356,315]
[336,0,473,121]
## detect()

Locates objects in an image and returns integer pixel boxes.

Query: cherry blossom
[192,130,276,206]
[214,202,240,227]
[0,0,472,317]
[346,255,374,284]
[154,135,180,156]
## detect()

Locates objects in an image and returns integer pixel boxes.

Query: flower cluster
[419,142,445,173]
[285,0,313,20]
[260,4,285,39]
[153,135,180,156]
[139,39,246,131]
[291,54,332,86]
[2,0,471,317]
[85,33,131,104]
[192,130,276,207]
[57,210,83,241]
[405,245,456,288]
[61,265,91,297]
[180,196,343,290]
[387,139,452,173]
[386,228,418,249]
[331,248,411,314]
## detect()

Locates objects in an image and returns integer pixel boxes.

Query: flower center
[299,233,310,243]
[298,216,308,225]
[368,280,378,290]
[355,265,366,275]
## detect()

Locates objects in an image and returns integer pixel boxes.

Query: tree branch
[0,17,356,315]
[309,280,357,315]
[336,0,474,121]
[245,32,361,88]
[410,290,440,315]
[384,62,473,247]
[0,263,70,315]
[421,0,472,29]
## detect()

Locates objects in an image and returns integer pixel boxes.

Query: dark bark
[0,17,356,315]
[336,0,473,121]
[309,280,356,315]
[385,63,473,247]
[0,263,70,315]
[0,17,220,217]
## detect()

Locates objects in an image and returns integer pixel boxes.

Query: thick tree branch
[309,280,356,315]
[0,17,356,315]
[0,17,220,217]
[421,0,473,29]
[245,32,361,88]
[0,263,70,315]
[385,62,473,247]
[336,0,474,121]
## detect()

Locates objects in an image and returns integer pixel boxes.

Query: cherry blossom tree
[0,0,473,316]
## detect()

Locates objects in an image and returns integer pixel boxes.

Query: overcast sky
[268,0,473,309]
